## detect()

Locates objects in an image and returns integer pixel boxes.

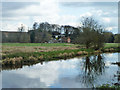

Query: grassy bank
[96,84,120,89]
[1,43,120,66]
[2,48,94,65]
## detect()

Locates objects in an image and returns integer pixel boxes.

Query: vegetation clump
[28,56,37,61]
[96,84,120,89]
[2,57,23,65]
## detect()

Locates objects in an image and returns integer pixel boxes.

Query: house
[67,37,71,43]
[61,36,71,43]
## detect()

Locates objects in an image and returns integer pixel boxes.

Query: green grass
[2,48,94,60]
[2,43,78,47]
[104,43,120,49]
[96,84,120,89]
[2,43,119,48]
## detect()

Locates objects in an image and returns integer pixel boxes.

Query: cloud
[105,26,118,34]
[105,27,113,31]
[60,2,118,8]
[2,16,30,21]
[1,0,119,2]
[2,2,39,11]
[102,17,111,23]
[1,1,118,34]
[57,15,78,26]
[2,2,39,17]
[31,14,78,26]
[105,26,118,31]
[2,0,60,31]
[2,22,28,32]
[80,12,93,17]
[2,0,59,18]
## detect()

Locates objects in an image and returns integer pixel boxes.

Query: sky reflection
[2,53,119,88]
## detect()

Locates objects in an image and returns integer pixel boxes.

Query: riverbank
[1,43,120,67]
[96,84,120,89]
[2,48,93,65]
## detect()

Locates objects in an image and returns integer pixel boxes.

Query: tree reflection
[116,66,120,83]
[2,61,44,71]
[77,54,105,87]
[113,53,120,85]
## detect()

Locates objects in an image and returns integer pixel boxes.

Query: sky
[0,0,119,34]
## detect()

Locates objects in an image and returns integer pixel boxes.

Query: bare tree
[18,24,25,32]
[79,17,105,49]
[33,22,38,30]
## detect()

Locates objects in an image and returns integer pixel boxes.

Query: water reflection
[2,53,119,88]
[2,61,44,71]
[115,66,120,84]
[84,55,105,75]
[77,54,106,87]
[113,53,120,85]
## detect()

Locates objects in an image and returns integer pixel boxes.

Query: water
[2,53,120,88]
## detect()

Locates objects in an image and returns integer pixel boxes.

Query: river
[2,53,120,88]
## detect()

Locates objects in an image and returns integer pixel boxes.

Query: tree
[30,31,35,43]
[70,27,82,44]
[114,34,120,43]
[64,25,73,37]
[29,29,52,43]
[33,22,38,30]
[38,22,52,32]
[103,32,114,43]
[18,24,25,32]
[41,31,52,43]
[79,17,105,49]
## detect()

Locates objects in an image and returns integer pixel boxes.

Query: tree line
[17,17,120,49]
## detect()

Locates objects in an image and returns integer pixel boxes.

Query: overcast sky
[0,0,119,34]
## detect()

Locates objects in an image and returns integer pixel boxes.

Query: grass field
[2,43,119,47]
[104,43,120,48]
[1,43,119,55]
[2,43,78,47]
[2,43,80,55]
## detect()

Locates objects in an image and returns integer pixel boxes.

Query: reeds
[29,56,37,61]
[104,48,118,52]
[2,46,119,66]
[58,52,75,59]
[2,57,23,65]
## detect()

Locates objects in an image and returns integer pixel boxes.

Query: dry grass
[28,56,37,61]
[58,52,75,58]
[2,46,78,55]
[2,57,23,65]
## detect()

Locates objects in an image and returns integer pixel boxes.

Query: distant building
[67,37,71,43]
[60,36,71,43]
